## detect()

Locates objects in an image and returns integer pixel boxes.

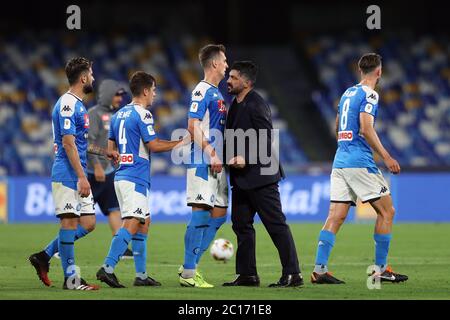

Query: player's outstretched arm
[62,135,91,197]
[87,143,120,165]
[146,138,183,153]
[360,112,401,174]
[188,118,222,173]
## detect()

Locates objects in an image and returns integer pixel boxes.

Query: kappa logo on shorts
[133,208,143,216]
[195,194,204,201]
[64,203,74,211]
[380,186,388,194]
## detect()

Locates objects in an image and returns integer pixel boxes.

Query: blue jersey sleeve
[137,110,157,144]
[188,90,209,120]
[359,86,379,117]
[108,114,117,141]
[59,98,78,136]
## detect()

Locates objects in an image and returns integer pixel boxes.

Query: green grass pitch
[0,222,449,299]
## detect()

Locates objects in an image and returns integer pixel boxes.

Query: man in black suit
[223,61,303,287]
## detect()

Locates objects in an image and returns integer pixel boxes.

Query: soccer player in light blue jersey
[96,71,183,288]
[311,53,408,285]
[179,44,229,288]
[29,57,116,290]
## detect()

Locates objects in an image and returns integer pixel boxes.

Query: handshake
[209,154,246,174]
[228,155,246,169]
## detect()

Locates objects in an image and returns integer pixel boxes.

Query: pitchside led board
[2,173,450,223]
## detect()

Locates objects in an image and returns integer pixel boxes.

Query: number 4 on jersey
[119,119,127,153]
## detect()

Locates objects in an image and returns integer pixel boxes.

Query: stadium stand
[307,31,450,166]
[0,32,306,176]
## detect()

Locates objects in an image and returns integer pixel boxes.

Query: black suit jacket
[225,90,285,190]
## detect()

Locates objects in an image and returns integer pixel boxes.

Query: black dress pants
[231,182,300,276]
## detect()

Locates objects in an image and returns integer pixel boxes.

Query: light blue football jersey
[109,103,157,190]
[188,80,227,167]
[51,92,89,185]
[332,84,379,169]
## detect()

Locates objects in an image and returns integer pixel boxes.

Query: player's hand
[106,150,120,166]
[94,164,106,182]
[210,153,223,174]
[384,156,401,174]
[181,133,193,146]
[228,156,246,169]
[77,176,91,198]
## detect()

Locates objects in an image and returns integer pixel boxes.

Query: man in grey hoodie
[87,79,133,258]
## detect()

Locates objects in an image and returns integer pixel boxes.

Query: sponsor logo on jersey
[190,102,199,113]
[120,154,134,164]
[84,114,89,128]
[338,130,353,141]
[366,91,378,104]
[53,143,58,154]
[101,114,110,121]
[64,118,71,130]
[365,103,373,113]
[217,100,226,113]
[147,125,155,136]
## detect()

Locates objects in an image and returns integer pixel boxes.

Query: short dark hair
[65,57,92,85]
[358,53,382,74]
[230,61,258,84]
[129,71,156,97]
[198,44,226,68]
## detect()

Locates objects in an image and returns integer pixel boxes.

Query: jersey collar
[67,91,83,102]
[131,102,147,110]
[201,80,218,88]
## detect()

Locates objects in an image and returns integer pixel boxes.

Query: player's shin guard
[314,230,336,273]
[58,229,76,278]
[132,233,148,279]
[196,215,227,264]
[104,228,132,272]
[183,210,210,272]
[45,225,90,258]
[374,233,392,272]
